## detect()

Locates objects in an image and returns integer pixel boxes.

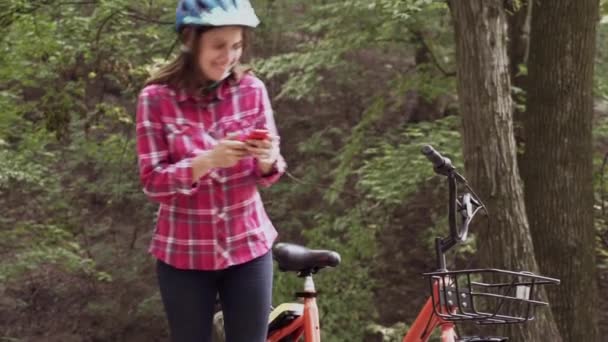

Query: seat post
[295,274,317,299]
[303,275,315,293]
[300,274,320,341]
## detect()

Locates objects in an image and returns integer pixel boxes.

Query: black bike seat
[273,243,341,275]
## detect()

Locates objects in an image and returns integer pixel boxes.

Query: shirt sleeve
[254,81,286,187]
[136,87,205,204]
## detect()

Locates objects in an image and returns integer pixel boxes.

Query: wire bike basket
[423,268,560,324]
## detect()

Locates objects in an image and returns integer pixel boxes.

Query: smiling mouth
[215,64,231,70]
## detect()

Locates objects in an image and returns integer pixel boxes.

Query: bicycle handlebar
[421,144,484,271]
[421,145,455,174]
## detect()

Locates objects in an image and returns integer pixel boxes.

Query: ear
[180,27,196,52]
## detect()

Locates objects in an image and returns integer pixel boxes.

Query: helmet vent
[196,0,209,11]
[181,1,189,11]
[217,0,229,11]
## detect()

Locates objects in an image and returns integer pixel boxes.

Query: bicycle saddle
[273,242,341,275]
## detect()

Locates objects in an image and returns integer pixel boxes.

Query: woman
[135,1,286,341]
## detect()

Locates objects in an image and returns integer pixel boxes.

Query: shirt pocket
[164,123,214,162]
[215,108,265,139]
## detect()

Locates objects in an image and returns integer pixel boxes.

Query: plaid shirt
[136,75,286,270]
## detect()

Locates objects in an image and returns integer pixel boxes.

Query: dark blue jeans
[156,251,273,342]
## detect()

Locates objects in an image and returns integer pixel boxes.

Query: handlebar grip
[421,145,448,168]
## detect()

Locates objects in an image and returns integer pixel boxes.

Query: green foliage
[135,292,165,319]
[592,114,608,271]
[595,216,608,270]
[393,64,456,103]
[326,98,386,203]
[0,149,47,187]
[254,0,452,100]
[0,4,170,337]
[358,116,462,205]
[0,221,110,283]
[256,0,456,221]
[596,2,608,100]
[366,322,410,341]
[305,209,378,342]
[366,321,442,342]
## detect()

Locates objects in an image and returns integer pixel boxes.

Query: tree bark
[522,0,600,341]
[448,1,563,340]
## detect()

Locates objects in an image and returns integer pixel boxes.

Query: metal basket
[423,268,560,324]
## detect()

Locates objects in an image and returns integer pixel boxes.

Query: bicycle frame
[267,275,321,342]
[403,279,457,342]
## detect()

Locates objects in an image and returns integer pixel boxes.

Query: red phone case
[246,131,269,140]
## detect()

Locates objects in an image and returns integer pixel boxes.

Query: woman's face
[197,26,244,82]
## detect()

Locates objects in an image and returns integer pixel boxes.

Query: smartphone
[245,130,269,140]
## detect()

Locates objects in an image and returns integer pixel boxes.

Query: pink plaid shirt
[136,75,286,270]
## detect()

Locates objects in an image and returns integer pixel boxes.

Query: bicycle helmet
[175,0,260,32]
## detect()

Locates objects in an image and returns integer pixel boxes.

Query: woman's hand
[192,138,248,179]
[245,130,280,175]
[209,138,249,168]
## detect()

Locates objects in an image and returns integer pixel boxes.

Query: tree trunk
[448,1,563,340]
[522,0,600,341]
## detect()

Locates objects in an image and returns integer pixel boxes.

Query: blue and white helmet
[176,0,260,32]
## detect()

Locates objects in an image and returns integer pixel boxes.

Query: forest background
[1,1,608,341]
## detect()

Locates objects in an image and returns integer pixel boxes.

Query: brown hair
[145,26,253,92]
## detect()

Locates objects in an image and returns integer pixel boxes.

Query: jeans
[156,251,273,342]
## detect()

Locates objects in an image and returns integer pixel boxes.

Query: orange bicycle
[401,145,560,342]
[212,243,341,342]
